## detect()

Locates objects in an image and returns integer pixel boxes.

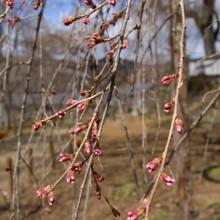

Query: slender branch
[144,0,186,218]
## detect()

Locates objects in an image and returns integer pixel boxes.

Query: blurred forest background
[1,0,220,220]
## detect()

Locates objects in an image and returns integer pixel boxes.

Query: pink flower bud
[97,175,104,182]
[146,161,159,172]
[161,173,175,186]
[127,210,139,220]
[122,38,128,49]
[93,148,102,156]
[59,153,74,162]
[108,0,117,6]
[55,110,66,118]
[66,170,75,183]
[36,185,51,198]
[84,141,91,155]
[82,17,90,25]
[72,163,82,174]
[161,75,172,85]
[80,90,89,96]
[77,101,88,112]
[106,50,114,58]
[32,122,41,131]
[163,101,174,113]
[36,187,47,198]
[6,0,14,8]
[84,0,96,9]
[175,117,183,134]
[146,157,162,172]
[47,192,55,205]
[111,40,119,48]
[96,191,101,200]
[63,16,76,26]
[65,99,77,106]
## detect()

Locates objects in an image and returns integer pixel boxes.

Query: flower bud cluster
[59,153,83,184]
[36,185,55,205]
[85,32,105,48]
[127,202,147,220]
[3,0,14,9]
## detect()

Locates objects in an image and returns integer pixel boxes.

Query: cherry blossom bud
[82,17,90,25]
[175,117,183,134]
[59,153,74,162]
[65,99,77,106]
[161,75,172,85]
[122,38,128,49]
[87,39,96,48]
[55,110,66,118]
[47,192,55,205]
[96,190,101,200]
[84,141,91,155]
[66,170,75,183]
[77,101,88,112]
[36,187,47,198]
[108,0,117,6]
[106,50,114,58]
[164,101,174,113]
[84,0,96,9]
[93,148,102,156]
[146,160,158,172]
[72,163,82,174]
[63,16,76,26]
[90,126,98,142]
[161,73,179,85]
[97,175,104,182]
[161,173,175,186]
[127,210,139,220]
[36,185,51,198]
[80,90,89,96]
[111,40,119,48]
[32,122,41,131]
[6,0,14,8]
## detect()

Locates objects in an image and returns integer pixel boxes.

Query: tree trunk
[170,1,193,219]
[195,0,216,56]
